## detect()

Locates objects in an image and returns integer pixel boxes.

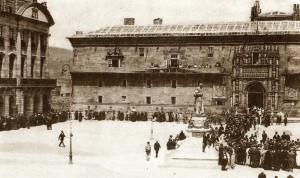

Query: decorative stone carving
[285,87,298,99]
[213,85,226,98]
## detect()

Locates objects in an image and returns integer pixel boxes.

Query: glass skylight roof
[73,21,300,38]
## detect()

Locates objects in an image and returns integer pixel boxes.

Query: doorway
[246,83,265,108]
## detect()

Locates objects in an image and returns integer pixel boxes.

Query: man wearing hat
[154,141,161,158]
[58,130,66,147]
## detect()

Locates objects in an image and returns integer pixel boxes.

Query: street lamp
[69,117,73,164]
[150,116,154,140]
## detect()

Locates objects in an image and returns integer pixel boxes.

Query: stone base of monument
[160,137,219,169]
[186,116,211,137]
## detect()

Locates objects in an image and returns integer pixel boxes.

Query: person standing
[284,115,288,126]
[202,133,209,152]
[154,141,161,158]
[79,111,83,122]
[145,142,151,161]
[58,131,66,147]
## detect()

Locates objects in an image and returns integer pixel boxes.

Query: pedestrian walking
[58,130,66,147]
[284,115,288,126]
[145,141,151,161]
[154,141,161,158]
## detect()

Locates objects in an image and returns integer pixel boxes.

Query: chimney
[41,2,47,7]
[153,18,163,25]
[124,18,135,25]
[76,31,83,36]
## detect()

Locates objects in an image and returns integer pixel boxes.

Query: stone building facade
[68,1,300,116]
[0,0,56,116]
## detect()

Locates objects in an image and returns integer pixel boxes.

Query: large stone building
[68,1,300,116]
[0,0,56,116]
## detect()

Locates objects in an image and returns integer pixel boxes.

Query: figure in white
[194,83,204,115]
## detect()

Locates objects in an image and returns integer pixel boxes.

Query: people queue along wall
[0,110,69,131]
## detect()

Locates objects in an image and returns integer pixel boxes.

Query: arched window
[9,54,16,78]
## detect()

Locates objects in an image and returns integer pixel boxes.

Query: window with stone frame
[107,58,121,67]
[146,96,151,104]
[139,48,144,57]
[9,28,15,47]
[98,96,102,103]
[171,97,176,104]
[208,47,214,58]
[121,96,126,102]
[32,8,38,19]
[171,80,177,88]
[170,54,179,68]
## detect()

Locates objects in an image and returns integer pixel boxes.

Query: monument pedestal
[186,116,211,137]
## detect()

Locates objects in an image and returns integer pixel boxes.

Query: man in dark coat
[258,172,266,178]
[202,133,209,152]
[218,144,224,165]
[58,131,66,147]
[154,141,161,158]
[79,111,83,122]
[75,111,79,120]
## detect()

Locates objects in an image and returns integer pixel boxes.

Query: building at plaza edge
[68,0,300,116]
[0,0,56,116]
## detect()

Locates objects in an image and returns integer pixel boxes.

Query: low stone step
[160,158,219,169]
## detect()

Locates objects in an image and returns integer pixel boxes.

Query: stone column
[28,95,34,116]
[16,89,24,115]
[38,93,43,113]
[26,32,31,78]
[4,95,9,116]
[15,30,21,78]
[35,33,41,78]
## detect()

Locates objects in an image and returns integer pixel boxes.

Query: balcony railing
[19,78,57,87]
[0,78,17,86]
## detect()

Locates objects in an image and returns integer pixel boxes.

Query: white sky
[43,0,300,49]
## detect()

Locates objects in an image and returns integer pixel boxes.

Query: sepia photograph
[0,0,300,177]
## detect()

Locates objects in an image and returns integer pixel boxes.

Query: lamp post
[150,116,154,140]
[69,117,73,164]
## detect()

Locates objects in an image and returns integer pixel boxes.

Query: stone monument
[187,83,211,137]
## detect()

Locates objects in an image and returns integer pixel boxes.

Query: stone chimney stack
[76,31,83,36]
[153,18,163,25]
[124,18,135,25]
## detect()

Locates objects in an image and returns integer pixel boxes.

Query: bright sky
[43,0,300,49]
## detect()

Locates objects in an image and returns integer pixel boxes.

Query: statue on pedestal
[194,83,204,116]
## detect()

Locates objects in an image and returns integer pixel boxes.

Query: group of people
[214,111,299,173]
[167,131,187,150]
[0,110,70,131]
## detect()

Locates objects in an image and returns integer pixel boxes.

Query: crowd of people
[211,108,300,173]
[0,110,69,131]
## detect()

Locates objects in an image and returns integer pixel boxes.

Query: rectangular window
[171,97,176,105]
[208,47,214,58]
[139,48,144,57]
[66,93,71,97]
[170,54,178,59]
[9,28,15,39]
[171,80,176,88]
[122,96,126,102]
[98,78,103,87]
[146,97,151,104]
[146,79,151,88]
[98,96,102,103]
[108,58,120,67]
[122,79,127,87]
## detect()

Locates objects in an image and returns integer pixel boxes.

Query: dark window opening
[253,52,259,64]
[171,80,176,88]
[108,58,120,67]
[98,96,102,103]
[40,57,45,78]
[21,56,25,78]
[122,96,126,102]
[208,47,214,58]
[9,55,15,78]
[31,57,35,78]
[146,97,151,104]
[139,48,144,57]
[171,97,176,105]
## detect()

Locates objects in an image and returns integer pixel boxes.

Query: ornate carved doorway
[246,83,266,108]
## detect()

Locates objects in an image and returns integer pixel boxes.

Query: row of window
[137,47,214,57]
[98,96,177,105]
[98,79,191,88]
[0,26,47,48]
